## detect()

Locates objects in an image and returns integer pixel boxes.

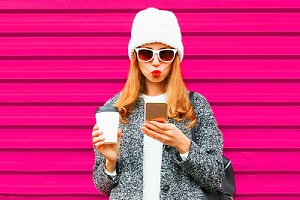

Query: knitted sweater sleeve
[176,92,224,191]
[92,93,121,196]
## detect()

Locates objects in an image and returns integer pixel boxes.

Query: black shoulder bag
[189,92,236,200]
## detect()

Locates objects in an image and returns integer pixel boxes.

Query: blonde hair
[115,53,197,128]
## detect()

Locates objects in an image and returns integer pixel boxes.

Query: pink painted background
[1,0,300,199]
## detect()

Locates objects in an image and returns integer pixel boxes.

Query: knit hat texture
[128,7,184,62]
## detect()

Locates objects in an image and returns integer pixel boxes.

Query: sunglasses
[135,48,177,63]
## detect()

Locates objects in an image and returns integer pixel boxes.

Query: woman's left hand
[142,121,191,154]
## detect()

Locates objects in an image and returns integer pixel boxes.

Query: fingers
[92,124,104,144]
[142,123,170,141]
[149,121,170,130]
[92,126,122,146]
[92,129,103,138]
[143,121,173,135]
[92,135,105,145]
[93,124,99,131]
[142,126,157,140]
[142,122,183,145]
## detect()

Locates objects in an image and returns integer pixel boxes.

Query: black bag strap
[189,91,236,200]
[189,91,197,142]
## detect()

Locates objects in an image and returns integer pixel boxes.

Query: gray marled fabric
[93,91,224,200]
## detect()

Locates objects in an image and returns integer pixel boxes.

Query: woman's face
[137,42,174,85]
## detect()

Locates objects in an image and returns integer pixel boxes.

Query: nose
[152,53,160,67]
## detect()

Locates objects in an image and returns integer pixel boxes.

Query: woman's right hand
[92,125,122,171]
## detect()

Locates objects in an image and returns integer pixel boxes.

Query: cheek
[138,64,149,76]
[138,64,145,71]
[163,64,172,73]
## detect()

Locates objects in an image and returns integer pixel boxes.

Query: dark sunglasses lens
[138,49,153,61]
[159,50,175,61]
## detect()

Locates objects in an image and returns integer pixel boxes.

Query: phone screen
[145,102,168,123]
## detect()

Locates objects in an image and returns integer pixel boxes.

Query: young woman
[92,7,224,200]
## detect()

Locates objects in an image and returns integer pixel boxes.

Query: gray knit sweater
[93,91,224,200]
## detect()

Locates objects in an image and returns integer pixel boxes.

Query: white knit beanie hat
[128,7,184,62]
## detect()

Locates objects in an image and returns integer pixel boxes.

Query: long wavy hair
[114,52,197,128]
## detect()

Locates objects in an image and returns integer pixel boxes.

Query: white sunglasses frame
[135,48,177,63]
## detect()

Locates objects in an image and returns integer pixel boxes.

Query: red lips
[151,70,161,77]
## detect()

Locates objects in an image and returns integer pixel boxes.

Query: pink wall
[1,0,300,199]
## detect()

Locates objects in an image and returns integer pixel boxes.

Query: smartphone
[145,102,168,123]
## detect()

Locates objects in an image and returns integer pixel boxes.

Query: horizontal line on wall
[0,78,299,83]
[209,102,300,106]
[0,101,299,107]
[184,32,300,37]
[220,125,300,129]
[0,193,298,198]
[236,193,300,198]
[185,78,300,83]
[0,147,92,152]
[235,171,300,175]
[0,78,125,83]
[0,102,103,106]
[0,32,133,37]
[0,125,90,129]
[1,170,299,175]
[1,8,300,13]
[0,193,102,198]
[1,55,300,60]
[0,170,91,175]
[1,147,299,153]
[224,147,300,152]
[0,55,126,60]
[1,32,300,37]
[187,55,300,60]
[0,124,299,130]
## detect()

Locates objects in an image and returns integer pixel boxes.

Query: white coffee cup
[95,106,119,144]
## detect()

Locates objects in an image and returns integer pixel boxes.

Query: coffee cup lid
[95,106,119,113]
